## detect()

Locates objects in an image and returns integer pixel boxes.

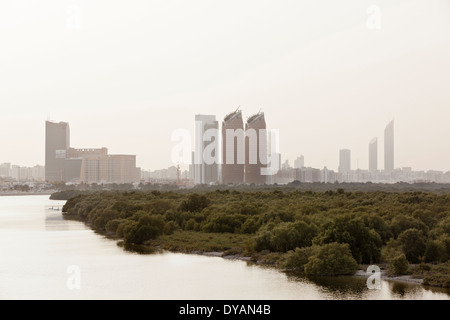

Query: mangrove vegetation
[60,189,450,287]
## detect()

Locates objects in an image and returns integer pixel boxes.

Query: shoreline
[69,218,440,290]
[0,192,53,197]
[194,251,429,287]
[354,270,423,285]
[89,228,433,288]
[149,247,428,286]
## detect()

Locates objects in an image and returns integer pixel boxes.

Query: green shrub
[284,246,316,271]
[318,214,382,264]
[241,217,261,234]
[164,221,178,235]
[303,243,359,276]
[117,220,138,239]
[88,208,121,230]
[147,199,173,215]
[202,214,247,233]
[424,240,446,263]
[391,215,428,238]
[390,254,409,276]
[105,219,124,234]
[179,194,210,212]
[362,214,393,244]
[254,221,318,252]
[398,228,426,263]
[184,218,197,231]
[120,214,165,245]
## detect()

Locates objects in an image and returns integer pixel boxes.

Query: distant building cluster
[0,163,45,182]
[141,166,189,184]
[272,162,450,184]
[272,120,450,184]
[45,121,139,184]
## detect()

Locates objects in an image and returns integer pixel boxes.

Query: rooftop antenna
[235,105,240,113]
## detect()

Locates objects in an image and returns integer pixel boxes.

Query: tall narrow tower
[384,120,394,173]
[369,138,378,173]
[245,112,267,185]
[338,149,351,173]
[222,108,245,184]
[194,115,219,185]
[45,121,70,182]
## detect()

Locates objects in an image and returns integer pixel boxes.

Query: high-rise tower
[45,121,70,182]
[384,120,394,173]
[369,137,378,173]
[222,108,245,184]
[245,112,267,185]
[338,149,351,174]
[194,115,219,185]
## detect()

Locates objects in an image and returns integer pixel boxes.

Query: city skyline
[1,116,449,179]
[1,1,450,173]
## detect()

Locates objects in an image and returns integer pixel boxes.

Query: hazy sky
[1,0,449,172]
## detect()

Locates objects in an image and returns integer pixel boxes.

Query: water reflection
[45,201,74,231]
[391,281,409,297]
[285,272,369,299]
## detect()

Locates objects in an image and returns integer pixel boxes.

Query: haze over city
[1,1,450,304]
[1,0,450,172]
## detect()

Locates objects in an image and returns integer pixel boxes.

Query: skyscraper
[245,112,267,185]
[294,155,305,169]
[45,121,70,182]
[222,108,245,184]
[369,138,378,173]
[194,115,219,185]
[338,149,351,173]
[384,120,394,173]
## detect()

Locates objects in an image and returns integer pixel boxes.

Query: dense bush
[202,214,247,233]
[285,243,358,276]
[391,215,428,238]
[105,219,124,234]
[303,243,359,276]
[124,214,165,245]
[255,221,318,252]
[284,246,316,271]
[317,214,382,264]
[164,221,179,235]
[424,240,447,263]
[390,254,409,275]
[397,229,427,263]
[179,194,210,212]
[381,238,403,262]
[90,208,120,230]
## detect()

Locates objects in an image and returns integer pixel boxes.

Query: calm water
[0,195,448,300]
